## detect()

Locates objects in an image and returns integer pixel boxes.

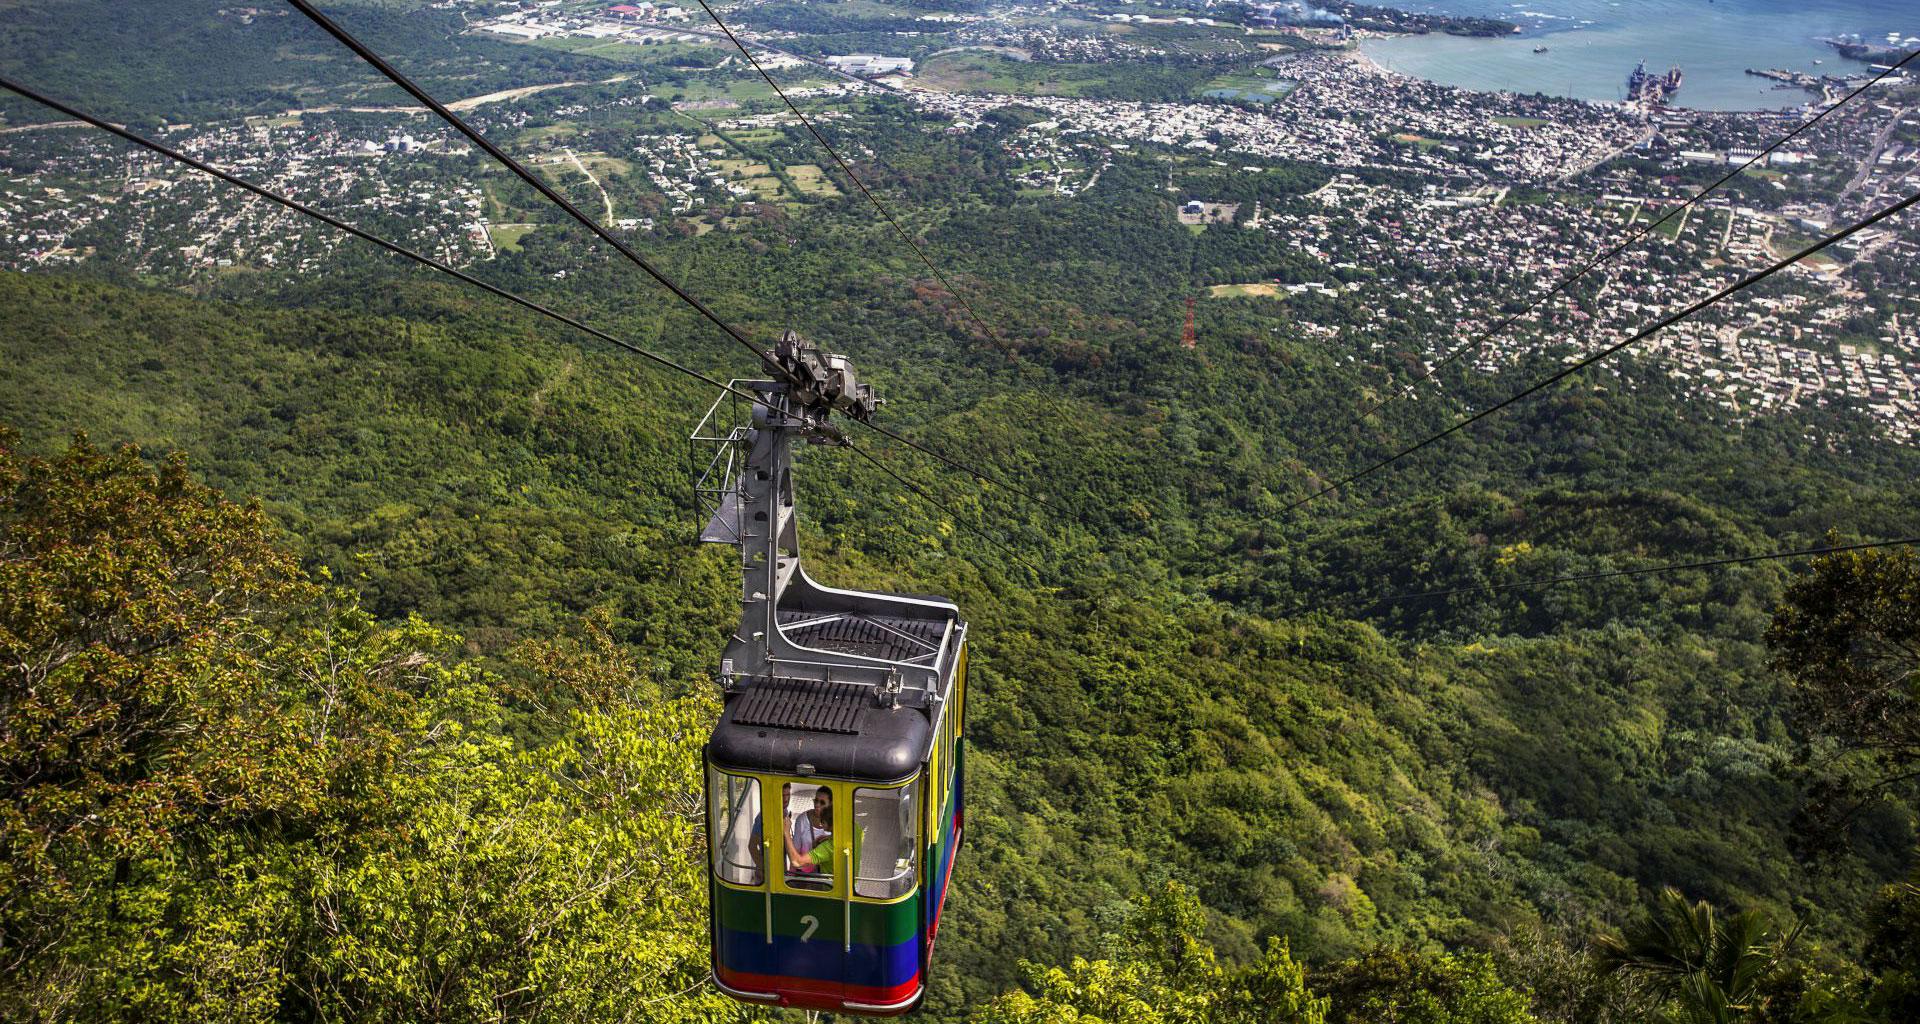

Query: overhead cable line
[0,75,764,408]
[285,0,1076,523]
[1279,180,1920,515]
[686,3,1082,521]
[856,418,1037,506]
[284,0,794,384]
[1369,535,1920,605]
[844,439,1045,582]
[1307,47,1919,457]
[5,78,1063,577]
[690,0,1010,348]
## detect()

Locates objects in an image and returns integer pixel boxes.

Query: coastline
[1344,0,1910,114]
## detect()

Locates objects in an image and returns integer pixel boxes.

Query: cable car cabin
[704,604,968,1015]
[693,336,969,1016]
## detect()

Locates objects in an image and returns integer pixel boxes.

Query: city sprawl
[2,0,1916,440]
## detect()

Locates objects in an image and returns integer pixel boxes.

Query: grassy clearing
[916,52,1107,96]
[579,155,634,179]
[670,75,783,104]
[915,51,1022,91]
[488,223,538,252]
[579,40,723,63]
[1209,282,1280,298]
[524,35,715,63]
[480,180,549,223]
[1493,115,1549,128]
[787,164,841,197]
[918,50,1216,99]
[828,0,928,15]
[514,123,581,146]
[743,176,786,199]
[1391,133,1444,150]
[1197,66,1297,103]
[715,159,772,177]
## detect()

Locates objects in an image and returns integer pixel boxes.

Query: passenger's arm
[781,812,808,869]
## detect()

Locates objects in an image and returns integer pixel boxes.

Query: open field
[1208,282,1280,298]
[715,159,773,177]
[513,124,581,145]
[915,52,1037,92]
[788,164,841,197]
[487,223,538,252]
[481,181,549,223]
[917,50,1220,100]
[1197,65,1298,103]
[1493,115,1549,128]
[578,154,634,179]
[668,75,789,104]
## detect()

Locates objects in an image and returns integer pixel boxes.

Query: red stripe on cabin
[716,965,920,1009]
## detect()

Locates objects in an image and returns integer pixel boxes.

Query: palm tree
[1594,887,1805,1024]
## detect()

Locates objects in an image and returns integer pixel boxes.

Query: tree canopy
[0,431,747,1023]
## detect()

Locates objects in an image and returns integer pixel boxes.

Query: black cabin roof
[708,676,934,784]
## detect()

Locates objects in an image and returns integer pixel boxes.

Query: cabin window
[780,781,840,893]
[937,703,955,815]
[854,785,918,900]
[708,769,763,887]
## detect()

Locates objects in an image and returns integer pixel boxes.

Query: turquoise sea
[1358,0,1918,110]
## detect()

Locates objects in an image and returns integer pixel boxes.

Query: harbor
[1359,0,1915,111]
[1626,61,1683,106]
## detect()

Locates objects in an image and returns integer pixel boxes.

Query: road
[0,120,87,135]
[1831,104,1910,215]
[446,75,634,112]
[281,73,638,119]
[563,147,615,225]
[1555,125,1656,184]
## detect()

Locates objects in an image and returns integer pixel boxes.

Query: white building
[825,55,914,77]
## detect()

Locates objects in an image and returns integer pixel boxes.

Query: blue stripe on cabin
[716,926,919,987]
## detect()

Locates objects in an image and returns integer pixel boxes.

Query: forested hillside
[3,262,1917,1020]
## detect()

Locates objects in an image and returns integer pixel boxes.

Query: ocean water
[1358,0,1917,110]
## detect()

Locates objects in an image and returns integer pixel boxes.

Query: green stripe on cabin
[715,885,921,946]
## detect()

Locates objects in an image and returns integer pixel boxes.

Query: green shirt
[807,834,837,871]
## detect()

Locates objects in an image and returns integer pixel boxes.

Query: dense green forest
[0,0,628,126]
[5,1,1920,1020]
[3,253,1918,1020]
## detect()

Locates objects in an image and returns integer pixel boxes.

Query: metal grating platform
[777,611,947,663]
[731,677,866,734]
